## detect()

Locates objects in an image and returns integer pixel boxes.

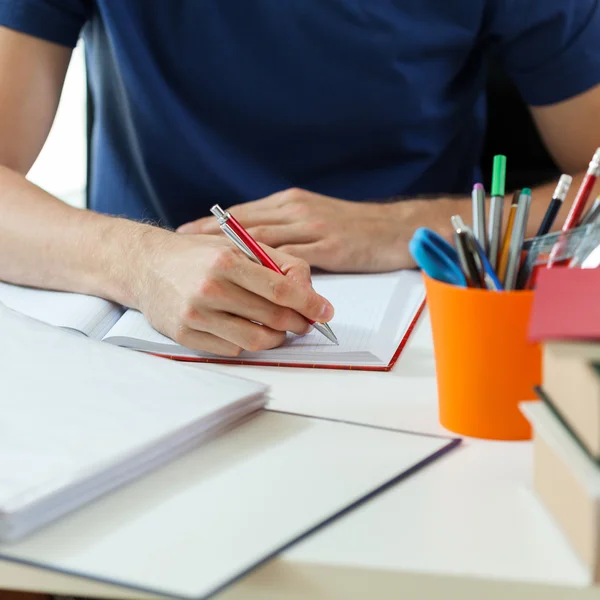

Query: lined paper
[0,270,424,367]
[103,271,425,366]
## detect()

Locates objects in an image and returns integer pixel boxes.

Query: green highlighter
[487,155,507,270]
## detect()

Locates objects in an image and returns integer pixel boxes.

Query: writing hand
[134,230,334,357]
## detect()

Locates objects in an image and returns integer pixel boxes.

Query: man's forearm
[0,165,163,307]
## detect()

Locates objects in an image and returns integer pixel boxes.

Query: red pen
[210,204,338,344]
[548,148,600,267]
[561,148,600,231]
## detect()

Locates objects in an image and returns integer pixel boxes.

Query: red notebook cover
[528,267,600,342]
[154,300,426,372]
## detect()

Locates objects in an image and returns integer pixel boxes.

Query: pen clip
[223,227,261,264]
[453,230,484,288]
[451,215,502,291]
[211,204,262,264]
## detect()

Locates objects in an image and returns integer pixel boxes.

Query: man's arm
[181,84,600,273]
[0,26,150,302]
[390,83,600,243]
[385,83,600,245]
[0,27,333,355]
[526,84,600,229]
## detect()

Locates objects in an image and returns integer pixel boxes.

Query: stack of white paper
[0,303,267,542]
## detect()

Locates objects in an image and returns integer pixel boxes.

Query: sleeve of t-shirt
[0,0,92,48]
[486,0,600,106]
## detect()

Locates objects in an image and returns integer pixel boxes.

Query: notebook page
[103,271,424,365]
[0,304,267,516]
[0,282,123,339]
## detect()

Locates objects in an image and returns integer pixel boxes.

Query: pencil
[535,174,572,237]
[504,188,532,291]
[497,189,520,284]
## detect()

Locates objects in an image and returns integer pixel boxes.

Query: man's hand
[133,229,334,357]
[177,188,459,272]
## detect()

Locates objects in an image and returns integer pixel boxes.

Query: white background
[26,41,87,209]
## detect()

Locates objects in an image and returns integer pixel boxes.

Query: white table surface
[0,310,594,599]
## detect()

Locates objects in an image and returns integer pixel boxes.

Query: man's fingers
[246,224,316,248]
[172,327,243,357]
[263,245,313,285]
[177,209,287,235]
[185,312,287,353]
[228,259,334,323]
[187,279,311,335]
[277,242,340,271]
[176,189,311,234]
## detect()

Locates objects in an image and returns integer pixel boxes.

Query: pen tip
[313,322,339,345]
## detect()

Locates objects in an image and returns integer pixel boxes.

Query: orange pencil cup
[424,274,541,440]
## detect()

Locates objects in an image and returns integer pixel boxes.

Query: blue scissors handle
[409,228,467,287]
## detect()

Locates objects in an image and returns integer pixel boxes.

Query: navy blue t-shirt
[1,1,600,227]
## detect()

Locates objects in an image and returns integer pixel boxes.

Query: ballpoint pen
[451,215,502,291]
[210,204,339,345]
[452,227,483,288]
[471,183,487,253]
[487,155,507,270]
[504,188,532,290]
[497,189,520,285]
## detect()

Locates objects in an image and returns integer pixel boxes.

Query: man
[0,1,599,357]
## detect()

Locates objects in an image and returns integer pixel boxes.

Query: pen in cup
[471,183,487,253]
[504,188,532,291]
[488,155,507,270]
[210,204,339,345]
[497,189,520,285]
[560,148,600,231]
[453,228,483,288]
[451,215,502,291]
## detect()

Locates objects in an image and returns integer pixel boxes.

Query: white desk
[0,311,595,599]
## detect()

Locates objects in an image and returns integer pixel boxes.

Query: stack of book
[524,267,600,582]
[0,302,269,542]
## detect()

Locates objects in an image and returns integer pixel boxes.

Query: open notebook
[0,270,424,370]
[0,304,268,543]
